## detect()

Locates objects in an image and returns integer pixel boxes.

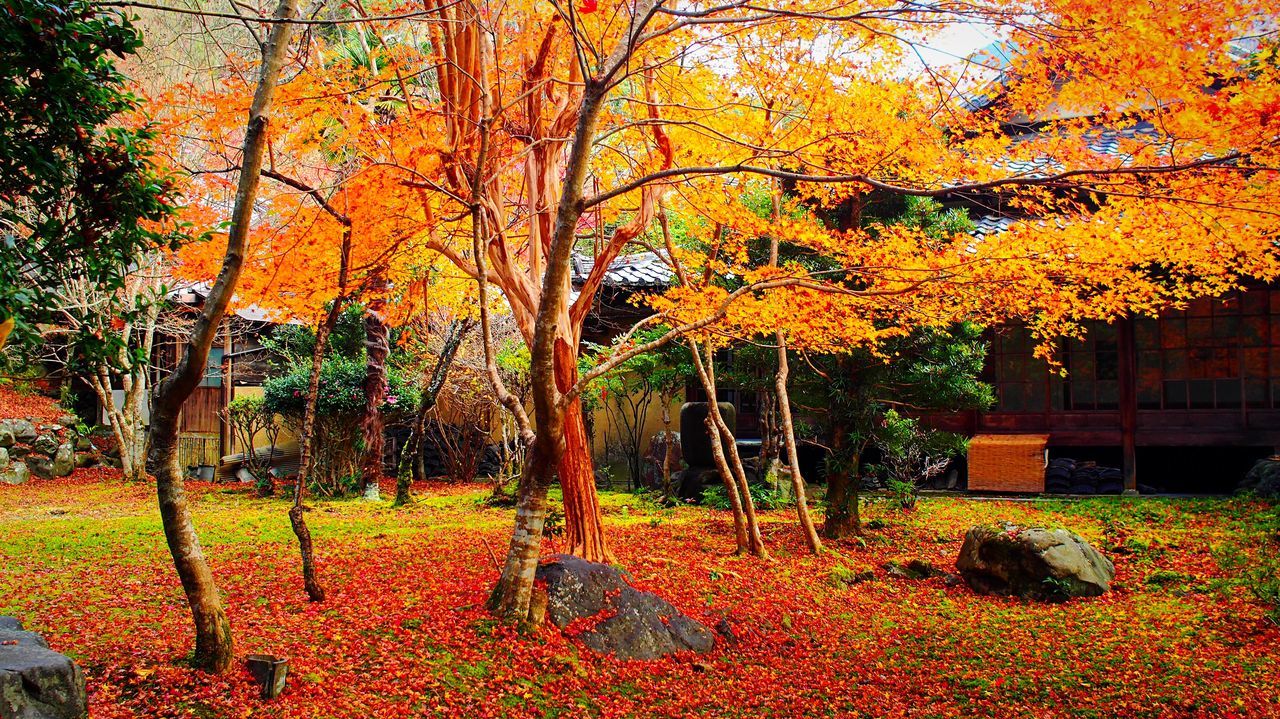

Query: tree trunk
[360,308,390,501]
[557,343,612,562]
[143,0,299,672]
[822,422,862,540]
[775,332,822,553]
[689,339,764,555]
[395,319,470,506]
[487,437,552,622]
[150,416,234,671]
[290,314,337,602]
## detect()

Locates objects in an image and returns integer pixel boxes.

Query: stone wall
[0,416,109,485]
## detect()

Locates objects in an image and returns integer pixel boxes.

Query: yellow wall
[589,395,683,465]
[228,386,299,455]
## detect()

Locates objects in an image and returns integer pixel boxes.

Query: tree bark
[775,331,823,553]
[360,308,390,501]
[822,417,863,539]
[144,0,299,673]
[556,349,613,563]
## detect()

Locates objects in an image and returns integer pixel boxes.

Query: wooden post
[219,322,233,461]
[1117,315,1139,495]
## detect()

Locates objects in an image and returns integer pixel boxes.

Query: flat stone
[537,554,715,660]
[0,420,37,443]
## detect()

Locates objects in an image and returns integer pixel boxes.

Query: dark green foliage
[0,0,186,343]
[260,304,372,371]
[702,482,790,511]
[262,357,417,418]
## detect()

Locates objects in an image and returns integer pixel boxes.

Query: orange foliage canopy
[143,0,1279,373]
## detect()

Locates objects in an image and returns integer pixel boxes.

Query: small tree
[871,410,968,510]
[221,396,281,496]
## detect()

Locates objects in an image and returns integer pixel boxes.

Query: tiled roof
[571,251,675,289]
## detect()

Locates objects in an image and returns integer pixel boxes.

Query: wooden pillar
[1117,315,1139,495]
[219,323,233,461]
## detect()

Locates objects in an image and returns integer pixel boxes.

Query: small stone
[714,618,738,645]
[884,559,943,580]
[0,428,13,448]
[0,446,8,470]
[74,453,97,469]
[32,434,60,456]
[74,437,92,451]
[57,415,78,428]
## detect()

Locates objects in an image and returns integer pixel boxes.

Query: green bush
[262,357,417,418]
[701,482,790,511]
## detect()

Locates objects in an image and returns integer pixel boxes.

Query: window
[200,347,224,388]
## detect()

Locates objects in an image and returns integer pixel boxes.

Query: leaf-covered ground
[2,471,1278,718]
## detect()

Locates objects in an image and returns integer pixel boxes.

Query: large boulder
[956,524,1115,601]
[1239,457,1280,499]
[535,554,715,660]
[0,617,88,719]
[1,461,30,486]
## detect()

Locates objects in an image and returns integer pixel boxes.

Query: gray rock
[0,419,37,443]
[26,458,54,480]
[956,524,1115,601]
[56,416,78,429]
[51,445,74,478]
[73,437,92,452]
[0,446,8,470]
[536,554,715,659]
[1239,458,1280,499]
[73,454,97,470]
[0,617,88,719]
[1,461,30,485]
[31,435,59,457]
[0,428,13,448]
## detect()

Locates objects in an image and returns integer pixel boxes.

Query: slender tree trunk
[144,0,299,672]
[775,331,822,553]
[360,309,389,501]
[689,339,764,555]
[289,222,352,602]
[289,315,337,602]
[395,319,470,506]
